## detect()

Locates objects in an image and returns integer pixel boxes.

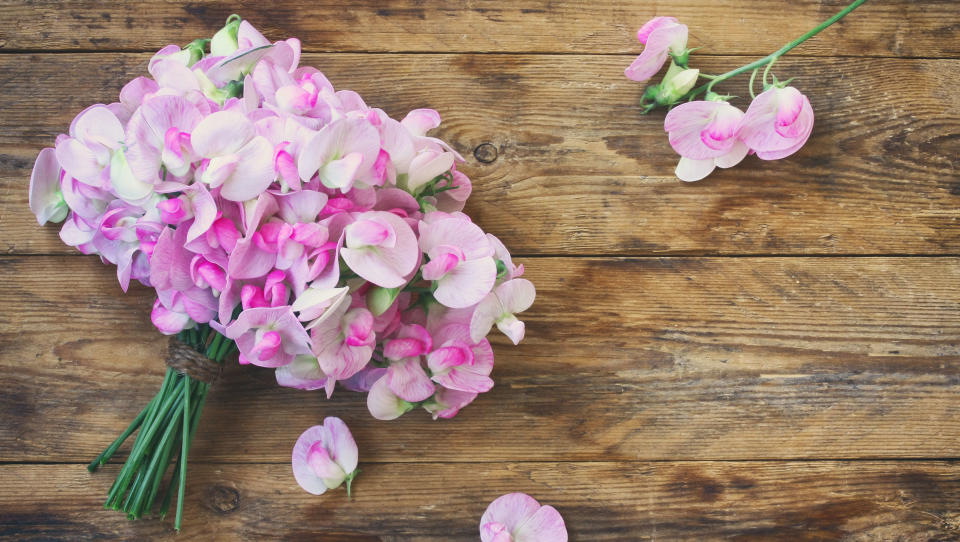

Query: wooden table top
[1,1,958,540]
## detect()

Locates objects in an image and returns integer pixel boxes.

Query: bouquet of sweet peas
[28,15,534,529]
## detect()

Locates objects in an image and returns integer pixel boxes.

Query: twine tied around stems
[165,337,221,384]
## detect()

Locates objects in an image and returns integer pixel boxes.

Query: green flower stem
[175,376,192,531]
[87,399,151,472]
[214,333,233,361]
[93,327,233,527]
[106,369,173,507]
[681,0,868,101]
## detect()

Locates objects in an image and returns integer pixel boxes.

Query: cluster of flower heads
[625,17,815,182]
[28,16,535,420]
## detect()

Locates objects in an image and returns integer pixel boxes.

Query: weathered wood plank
[3,54,958,256]
[2,255,957,463]
[0,0,956,58]
[2,462,958,540]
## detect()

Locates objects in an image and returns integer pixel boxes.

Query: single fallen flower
[480,492,568,542]
[292,417,360,497]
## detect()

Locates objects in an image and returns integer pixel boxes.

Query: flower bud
[367,286,401,317]
[210,15,241,57]
[656,62,699,105]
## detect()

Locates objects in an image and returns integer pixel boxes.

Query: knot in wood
[204,484,241,514]
[473,142,498,163]
[165,337,221,384]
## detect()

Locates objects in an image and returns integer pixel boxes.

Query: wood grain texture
[0,0,956,57]
[2,54,958,256]
[2,462,959,541]
[2,255,957,463]
[3,1,959,538]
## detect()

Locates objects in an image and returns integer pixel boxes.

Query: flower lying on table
[292,417,359,497]
[29,14,534,530]
[481,493,568,542]
[625,0,868,181]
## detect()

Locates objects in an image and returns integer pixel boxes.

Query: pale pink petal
[469,292,503,343]
[664,100,745,160]
[367,375,413,420]
[715,139,750,169]
[341,212,418,288]
[624,22,688,82]
[636,16,679,44]
[323,416,359,474]
[186,183,218,242]
[434,257,498,309]
[191,110,253,157]
[120,77,159,110]
[55,138,103,185]
[496,278,536,314]
[219,135,275,201]
[237,20,271,49]
[480,493,542,540]
[425,387,477,419]
[151,298,191,335]
[72,105,124,147]
[675,157,715,182]
[276,354,328,390]
[306,442,346,486]
[320,152,364,190]
[110,150,154,203]
[432,364,494,394]
[401,108,442,136]
[419,216,493,260]
[407,151,455,193]
[514,505,568,542]
[386,358,436,402]
[29,148,67,225]
[496,315,526,345]
[228,237,276,279]
[150,58,201,93]
[292,425,330,495]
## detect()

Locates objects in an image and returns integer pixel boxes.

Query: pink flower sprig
[624,0,868,181]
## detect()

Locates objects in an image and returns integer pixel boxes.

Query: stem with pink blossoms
[679,0,869,102]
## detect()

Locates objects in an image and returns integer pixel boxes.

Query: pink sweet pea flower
[480,493,568,542]
[740,85,815,160]
[291,417,359,496]
[191,110,275,201]
[488,233,524,283]
[224,306,311,367]
[382,324,435,402]
[341,211,419,288]
[664,100,750,182]
[125,95,203,184]
[311,302,377,397]
[366,374,414,421]
[470,278,536,344]
[418,215,497,308]
[54,105,124,188]
[423,386,477,419]
[624,17,689,82]
[297,117,381,192]
[275,354,328,390]
[426,324,495,393]
[28,148,68,225]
